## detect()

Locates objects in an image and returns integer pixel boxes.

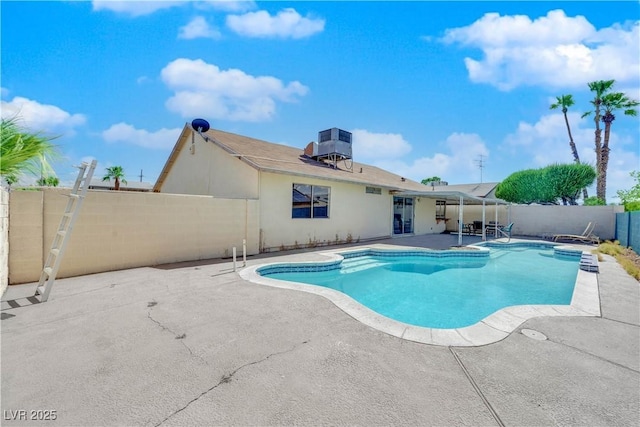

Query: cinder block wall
[445,204,622,240]
[9,189,259,284]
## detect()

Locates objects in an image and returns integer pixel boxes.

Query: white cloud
[0,96,86,135]
[226,8,325,39]
[161,58,308,121]
[101,122,181,150]
[503,112,638,202]
[197,1,256,13]
[350,129,412,161]
[504,113,597,167]
[441,10,640,90]
[357,132,489,184]
[92,1,183,17]
[179,16,222,40]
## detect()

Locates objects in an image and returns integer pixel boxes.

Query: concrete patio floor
[1,234,639,426]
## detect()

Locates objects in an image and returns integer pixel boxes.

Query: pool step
[341,257,387,274]
[579,253,599,273]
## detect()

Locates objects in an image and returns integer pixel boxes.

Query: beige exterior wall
[8,190,44,286]
[445,204,507,232]
[257,172,443,251]
[1,185,11,296]
[9,189,259,284]
[160,136,259,198]
[413,197,447,235]
[445,203,622,240]
[508,205,622,240]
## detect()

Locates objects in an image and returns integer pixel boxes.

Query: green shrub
[623,201,640,211]
[584,196,606,206]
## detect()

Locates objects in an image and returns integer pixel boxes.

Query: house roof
[89,179,154,192]
[154,124,431,192]
[428,182,500,198]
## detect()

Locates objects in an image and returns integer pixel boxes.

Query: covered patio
[396,189,511,246]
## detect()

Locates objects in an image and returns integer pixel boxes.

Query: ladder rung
[36,159,96,303]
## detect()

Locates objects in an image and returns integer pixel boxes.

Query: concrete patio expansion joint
[154,340,310,427]
[449,347,505,427]
[544,331,640,375]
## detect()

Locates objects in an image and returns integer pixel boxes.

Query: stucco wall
[413,197,447,235]
[0,185,10,296]
[160,134,259,198]
[9,189,259,284]
[445,203,622,240]
[257,172,444,251]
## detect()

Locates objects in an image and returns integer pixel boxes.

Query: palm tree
[550,94,588,199]
[1,117,58,184]
[102,166,127,190]
[582,80,614,202]
[37,176,60,187]
[598,92,639,202]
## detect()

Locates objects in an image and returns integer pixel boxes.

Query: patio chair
[462,222,474,235]
[496,222,514,242]
[552,222,599,244]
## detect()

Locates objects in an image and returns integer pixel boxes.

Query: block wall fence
[7,188,259,285]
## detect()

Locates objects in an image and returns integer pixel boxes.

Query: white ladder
[35,160,97,302]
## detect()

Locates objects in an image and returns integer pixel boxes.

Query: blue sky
[2,0,639,202]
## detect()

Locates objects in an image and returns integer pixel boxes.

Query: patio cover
[394,190,510,246]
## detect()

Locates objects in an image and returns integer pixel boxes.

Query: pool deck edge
[238,241,601,347]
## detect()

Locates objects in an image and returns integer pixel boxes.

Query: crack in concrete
[154,340,309,426]
[146,308,203,363]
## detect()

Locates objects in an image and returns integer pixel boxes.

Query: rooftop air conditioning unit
[317,128,352,160]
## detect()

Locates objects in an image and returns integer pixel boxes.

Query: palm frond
[0,117,60,179]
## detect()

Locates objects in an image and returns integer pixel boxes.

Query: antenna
[475,155,485,183]
[138,169,144,182]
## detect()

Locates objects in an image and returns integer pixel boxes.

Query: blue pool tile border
[475,241,584,259]
[258,247,490,276]
[257,241,585,277]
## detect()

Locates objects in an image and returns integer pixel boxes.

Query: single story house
[153,123,504,251]
[430,182,500,199]
[88,179,154,192]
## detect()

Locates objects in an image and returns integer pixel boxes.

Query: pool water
[262,247,580,329]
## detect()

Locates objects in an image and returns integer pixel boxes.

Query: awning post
[482,200,486,241]
[458,195,463,246]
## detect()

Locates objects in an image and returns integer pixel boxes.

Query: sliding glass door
[393,196,414,235]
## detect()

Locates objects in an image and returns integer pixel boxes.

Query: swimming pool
[258,245,579,329]
[240,241,601,346]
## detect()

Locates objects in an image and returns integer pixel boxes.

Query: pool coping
[239,240,601,347]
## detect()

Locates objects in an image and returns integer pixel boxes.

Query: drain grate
[521,328,548,341]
